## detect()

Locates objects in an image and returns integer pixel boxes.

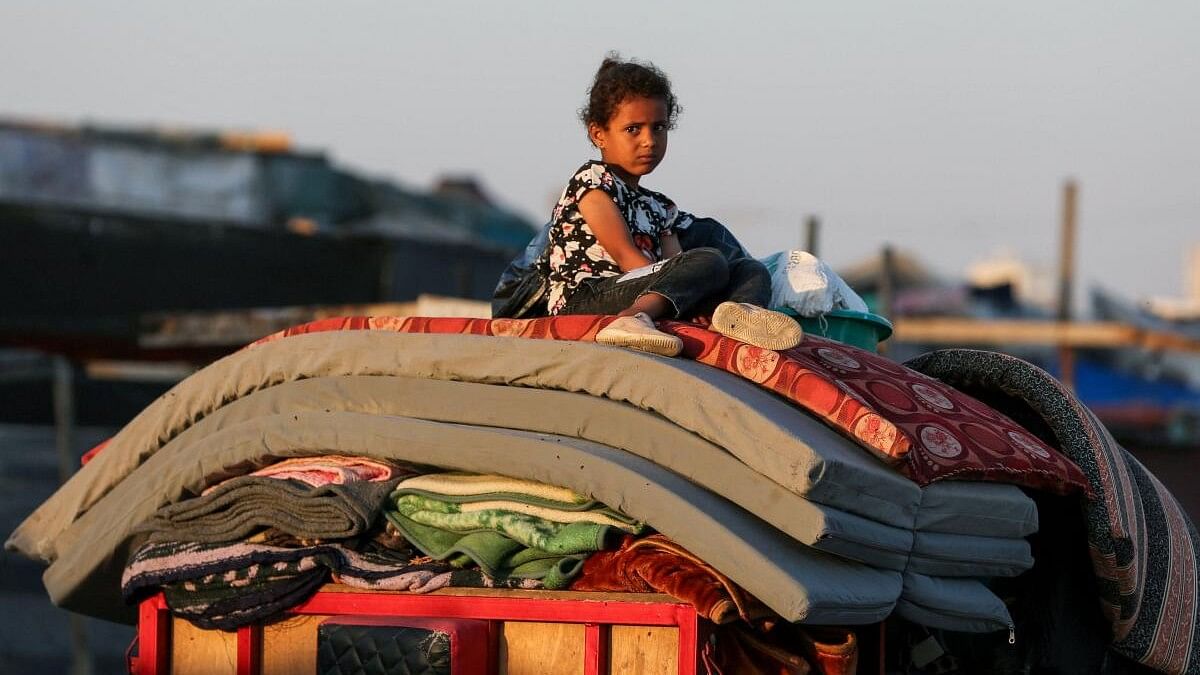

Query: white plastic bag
[830,269,869,313]
[759,250,868,316]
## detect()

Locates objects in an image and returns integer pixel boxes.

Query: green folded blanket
[138,476,400,543]
[393,473,643,528]
[385,474,644,590]
[391,493,639,552]
[384,510,589,589]
[397,473,600,508]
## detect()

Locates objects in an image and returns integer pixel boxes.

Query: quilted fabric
[249,315,1087,494]
[666,321,1088,494]
[907,349,1200,675]
[317,623,450,675]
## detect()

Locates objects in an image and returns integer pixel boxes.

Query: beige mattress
[11,331,923,563]
[8,330,1041,632]
[42,412,904,624]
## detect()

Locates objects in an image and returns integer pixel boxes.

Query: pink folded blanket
[203,455,405,495]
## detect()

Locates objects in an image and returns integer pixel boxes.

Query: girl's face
[589,96,669,187]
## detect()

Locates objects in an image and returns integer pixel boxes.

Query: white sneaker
[711,302,803,350]
[596,313,683,357]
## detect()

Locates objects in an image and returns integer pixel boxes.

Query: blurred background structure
[0,118,533,674]
[2,2,1198,672]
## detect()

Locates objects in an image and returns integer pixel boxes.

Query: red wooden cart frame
[132,589,703,675]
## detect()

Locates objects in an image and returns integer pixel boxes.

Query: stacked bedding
[385,472,644,589]
[9,316,1084,636]
[121,464,651,629]
[906,349,1200,674]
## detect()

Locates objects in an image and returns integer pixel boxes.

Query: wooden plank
[237,624,262,675]
[609,625,678,675]
[170,617,236,675]
[137,597,170,675]
[296,591,690,626]
[584,623,609,675]
[500,622,584,675]
[892,318,1200,353]
[138,295,489,350]
[161,588,698,674]
[261,614,327,675]
[83,359,195,382]
[319,583,676,604]
[893,318,1130,346]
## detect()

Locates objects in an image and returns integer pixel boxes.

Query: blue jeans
[559,247,771,319]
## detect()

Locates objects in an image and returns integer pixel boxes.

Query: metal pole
[1057,180,1078,389]
[52,356,93,675]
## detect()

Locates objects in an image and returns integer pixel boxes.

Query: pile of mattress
[7,317,1067,636]
[907,349,1200,674]
[123,462,763,630]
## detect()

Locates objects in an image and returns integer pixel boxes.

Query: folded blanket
[396,473,598,508]
[395,473,641,528]
[397,494,638,531]
[391,493,637,552]
[124,538,536,628]
[391,473,641,555]
[244,528,335,549]
[331,543,542,593]
[384,510,592,589]
[138,477,400,543]
[907,349,1200,675]
[165,564,328,630]
[571,534,772,625]
[203,455,407,494]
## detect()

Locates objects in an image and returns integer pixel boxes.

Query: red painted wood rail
[131,589,701,675]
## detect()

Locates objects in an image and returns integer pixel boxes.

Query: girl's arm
[578,190,653,272]
[660,231,682,258]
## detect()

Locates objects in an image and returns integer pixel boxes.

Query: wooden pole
[804,215,820,256]
[1057,179,1078,389]
[52,357,76,486]
[877,245,896,356]
[1189,244,1200,303]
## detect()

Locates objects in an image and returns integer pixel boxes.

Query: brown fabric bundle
[702,624,858,675]
[571,534,770,624]
[796,627,857,675]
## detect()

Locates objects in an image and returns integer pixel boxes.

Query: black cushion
[317,623,451,675]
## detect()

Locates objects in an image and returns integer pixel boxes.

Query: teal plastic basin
[778,309,893,352]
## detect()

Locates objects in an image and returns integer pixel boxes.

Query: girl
[546,54,802,357]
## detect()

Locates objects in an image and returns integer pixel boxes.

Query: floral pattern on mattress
[248,314,1088,495]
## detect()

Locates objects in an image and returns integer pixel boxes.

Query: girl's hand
[660,231,682,259]
[578,190,654,272]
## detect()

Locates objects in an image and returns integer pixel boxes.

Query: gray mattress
[9,330,1041,632]
[907,531,1033,578]
[896,573,1013,634]
[917,481,1038,538]
[11,331,924,563]
[127,375,916,570]
[44,412,903,625]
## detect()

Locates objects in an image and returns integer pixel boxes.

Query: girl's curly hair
[579,53,682,140]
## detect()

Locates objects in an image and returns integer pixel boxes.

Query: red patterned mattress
[249,314,1089,495]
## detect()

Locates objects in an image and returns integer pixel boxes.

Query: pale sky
[3,1,1198,305]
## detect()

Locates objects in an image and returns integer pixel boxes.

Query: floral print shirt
[544,161,692,314]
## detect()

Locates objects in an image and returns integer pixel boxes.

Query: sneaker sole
[596,328,683,357]
[712,303,803,350]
